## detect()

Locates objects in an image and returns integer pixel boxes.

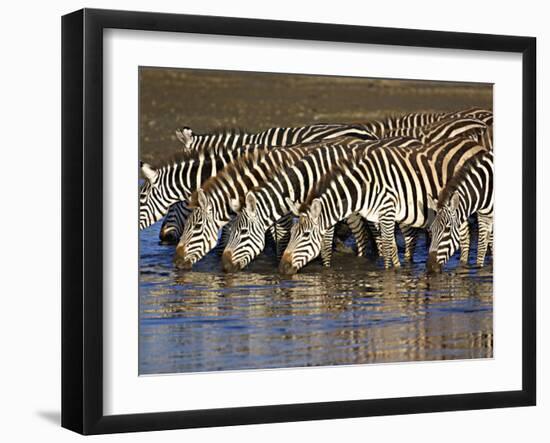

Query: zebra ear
[310,199,322,221]
[175,127,193,148]
[141,162,158,183]
[450,193,460,212]
[285,197,301,216]
[245,192,257,215]
[197,189,209,209]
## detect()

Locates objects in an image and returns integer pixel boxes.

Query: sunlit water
[139,224,493,375]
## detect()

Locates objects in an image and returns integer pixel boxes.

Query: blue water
[139,224,493,375]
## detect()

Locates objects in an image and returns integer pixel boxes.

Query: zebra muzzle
[426,252,443,274]
[174,245,193,269]
[279,253,298,275]
[221,250,240,273]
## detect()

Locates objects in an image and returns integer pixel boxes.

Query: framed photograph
[62,8,536,435]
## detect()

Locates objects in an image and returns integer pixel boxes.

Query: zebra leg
[267,225,277,251]
[476,214,493,266]
[400,225,418,262]
[320,226,335,267]
[367,221,382,258]
[379,212,400,269]
[459,221,471,264]
[346,213,369,257]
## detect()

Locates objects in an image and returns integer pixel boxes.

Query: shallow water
[139,224,493,375]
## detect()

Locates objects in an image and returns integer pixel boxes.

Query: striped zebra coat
[280,136,487,273]
[426,150,494,272]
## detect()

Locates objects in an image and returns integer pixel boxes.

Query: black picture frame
[61,8,537,435]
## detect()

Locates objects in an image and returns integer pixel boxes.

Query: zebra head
[222,192,267,273]
[175,127,194,150]
[427,193,461,273]
[279,198,325,275]
[139,162,171,230]
[175,189,221,269]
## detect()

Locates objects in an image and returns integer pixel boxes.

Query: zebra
[279,136,487,274]
[426,150,494,273]
[174,142,326,269]
[158,123,379,243]
[221,137,422,273]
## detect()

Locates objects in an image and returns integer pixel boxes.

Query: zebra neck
[318,191,355,232]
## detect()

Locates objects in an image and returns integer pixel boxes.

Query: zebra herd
[139,107,494,274]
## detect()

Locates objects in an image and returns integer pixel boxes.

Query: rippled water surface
[139,225,493,375]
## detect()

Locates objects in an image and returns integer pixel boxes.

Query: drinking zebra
[222,116,491,272]
[426,151,494,272]
[280,136,487,273]
[221,137,422,273]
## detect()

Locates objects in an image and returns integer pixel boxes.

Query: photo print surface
[138,67,493,375]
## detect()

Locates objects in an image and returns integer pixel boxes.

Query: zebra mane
[188,126,251,137]
[437,150,491,209]
[147,149,215,170]
[146,128,256,169]
[188,146,295,208]
[238,138,363,204]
